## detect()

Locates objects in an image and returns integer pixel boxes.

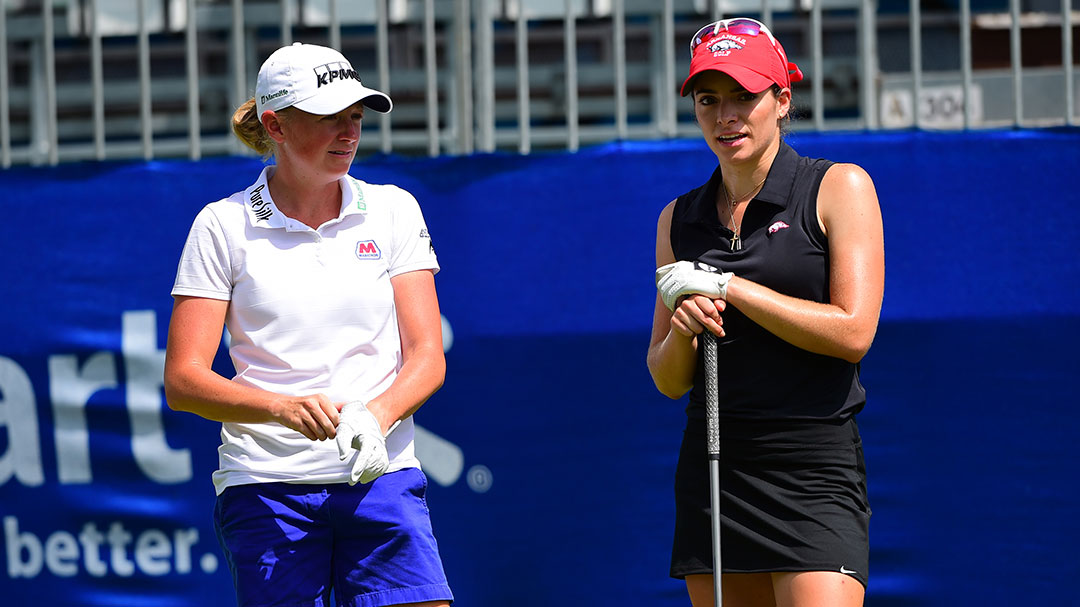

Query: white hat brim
[292,81,393,115]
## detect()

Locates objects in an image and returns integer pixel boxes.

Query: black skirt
[670,417,871,588]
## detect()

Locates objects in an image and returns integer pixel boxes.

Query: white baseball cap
[255,42,392,117]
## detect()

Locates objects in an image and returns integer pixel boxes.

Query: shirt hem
[171,286,231,300]
[388,261,439,278]
[212,459,421,495]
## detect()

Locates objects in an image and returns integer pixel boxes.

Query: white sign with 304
[880,84,983,129]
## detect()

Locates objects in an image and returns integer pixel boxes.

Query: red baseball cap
[680,18,804,96]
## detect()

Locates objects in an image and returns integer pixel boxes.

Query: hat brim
[292,81,393,115]
[680,64,778,97]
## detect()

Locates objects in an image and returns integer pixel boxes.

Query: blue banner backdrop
[1,130,1078,606]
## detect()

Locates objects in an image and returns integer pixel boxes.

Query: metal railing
[0,0,1076,168]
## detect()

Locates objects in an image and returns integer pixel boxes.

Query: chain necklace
[723,175,767,251]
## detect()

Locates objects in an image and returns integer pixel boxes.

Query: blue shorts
[214,467,453,607]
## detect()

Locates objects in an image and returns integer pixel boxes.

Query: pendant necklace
[724,175,767,252]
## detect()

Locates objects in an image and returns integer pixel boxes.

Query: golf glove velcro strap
[336,400,390,485]
[655,260,734,310]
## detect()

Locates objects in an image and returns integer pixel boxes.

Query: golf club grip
[703,331,720,456]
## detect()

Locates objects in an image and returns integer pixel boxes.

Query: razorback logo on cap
[708,35,746,55]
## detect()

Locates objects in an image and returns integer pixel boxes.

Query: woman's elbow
[837,326,878,363]
[430,365,446,394]
[838,348,867,365]
[162,365,196,413]
[647,359,690,400]
[425,350,447,394]
[654,382,689,400]
[162,379,187,412]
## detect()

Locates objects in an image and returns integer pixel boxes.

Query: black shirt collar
[689,140,799,223]
[756,141,798,209]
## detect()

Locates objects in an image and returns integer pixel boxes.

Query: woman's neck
[720,136,781,199]
[267,164,344,229]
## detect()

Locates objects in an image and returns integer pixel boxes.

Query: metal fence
[0,0,1076,167]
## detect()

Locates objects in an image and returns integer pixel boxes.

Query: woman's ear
[261,110,286,144]
[777,87,792,119]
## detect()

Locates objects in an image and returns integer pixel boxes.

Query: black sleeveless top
[670,142,866,422]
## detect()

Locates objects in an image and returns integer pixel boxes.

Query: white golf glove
[655,260,734,310]
[336,401,390,485]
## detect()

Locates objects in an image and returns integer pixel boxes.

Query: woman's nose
[340,118,360,140]
[716,100,736,124]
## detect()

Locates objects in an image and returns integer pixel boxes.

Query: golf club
[703,330,722,607]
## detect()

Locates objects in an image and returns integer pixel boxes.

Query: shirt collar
[754,141,797,209]
[339,175,367,218]
[689,140,799,223]
[243,167,365,229]
[243,167,286,228]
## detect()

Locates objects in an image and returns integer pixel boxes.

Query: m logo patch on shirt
[356,240,382,259]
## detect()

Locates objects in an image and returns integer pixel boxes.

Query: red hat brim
[680,62,778,97]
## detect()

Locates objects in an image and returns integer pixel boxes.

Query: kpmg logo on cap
[314,61,362,88]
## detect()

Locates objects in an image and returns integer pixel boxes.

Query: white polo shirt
[172,166,439,494]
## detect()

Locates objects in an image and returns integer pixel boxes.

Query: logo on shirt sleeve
[356,240,382,259]
[420,228,435,254]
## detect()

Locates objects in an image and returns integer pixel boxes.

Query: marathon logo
[356,240,382,260]
[259,89,288,105]
[314,61,361,88]
[248,184,274,222]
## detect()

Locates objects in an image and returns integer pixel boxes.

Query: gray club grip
[703,331,720,456]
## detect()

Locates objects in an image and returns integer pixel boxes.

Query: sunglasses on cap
[689,17,780,56]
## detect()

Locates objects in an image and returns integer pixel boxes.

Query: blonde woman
[164,43,452,607]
